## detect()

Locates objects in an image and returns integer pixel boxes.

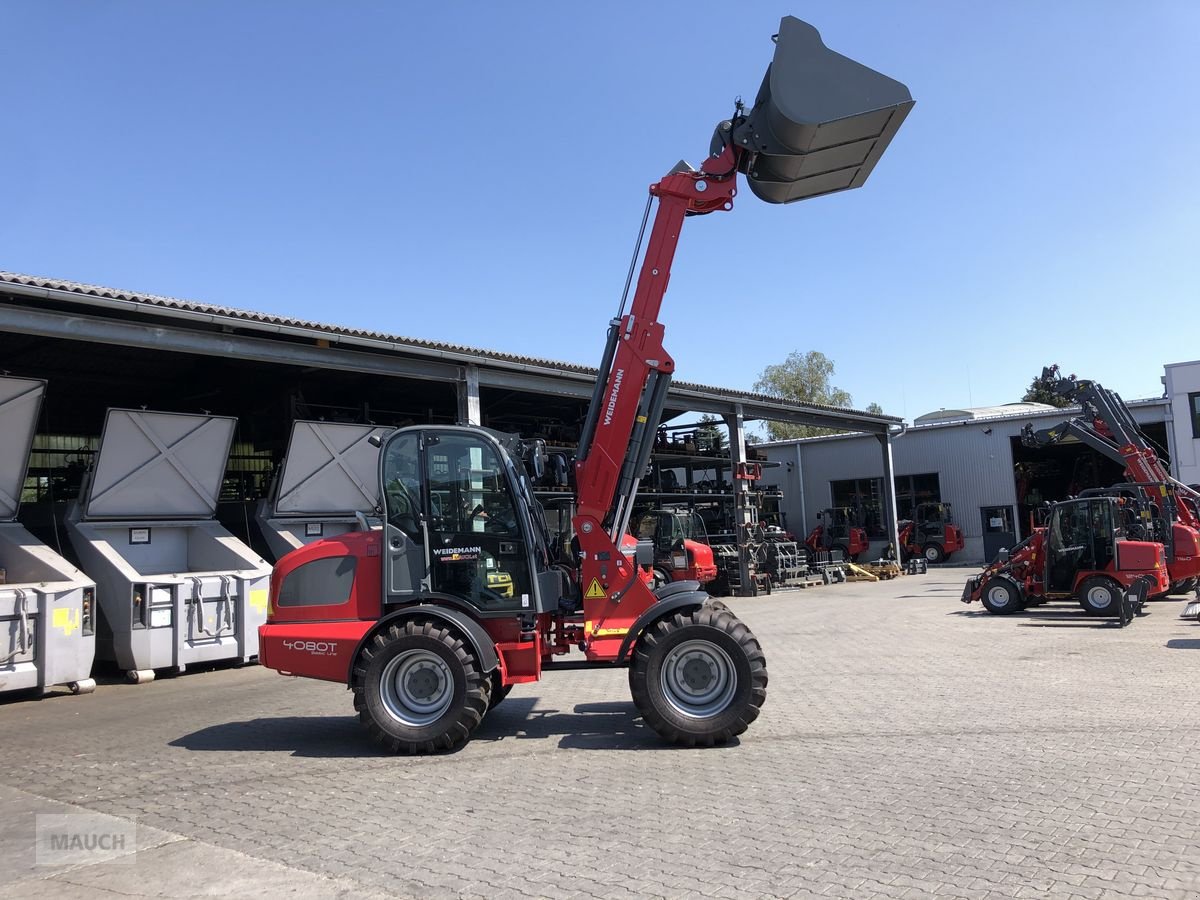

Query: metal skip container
[66,409,271,682]
[0,376,96,696]
[255,420,386,562]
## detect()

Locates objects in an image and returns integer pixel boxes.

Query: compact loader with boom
[258,16,913,753]
[1020,368,1200,597]
[961,494,1166,624]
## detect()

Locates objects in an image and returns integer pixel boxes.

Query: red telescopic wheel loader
[258,17,914,753]
[804,507,869,562]
[961,495,1167,625]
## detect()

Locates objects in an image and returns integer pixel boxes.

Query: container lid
[274,421,385,516]
[85,410,236,519]
[0,377,46,521]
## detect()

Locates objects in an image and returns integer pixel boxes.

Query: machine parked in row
[898,502,964,563]
[804,507,869,561]
[961,494,1165,624]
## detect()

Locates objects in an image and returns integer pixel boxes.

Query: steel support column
[725,405,756,596]
[456,365,482,426]
[877,431,901,562]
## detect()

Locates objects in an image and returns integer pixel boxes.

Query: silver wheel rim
[987,585,1011,608]
[660,639,737,719]
[1086,586,1113,610]
[379,649,455,727]
[924,545,939,562]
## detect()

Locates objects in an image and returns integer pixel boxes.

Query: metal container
[255,421,386,562]
[0,376,96,696]
[66,409,271,682]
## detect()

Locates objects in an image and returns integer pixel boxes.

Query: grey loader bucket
[0,376,97,696]
[65,409,271,682]
[255,420,386,562]
[734,16,914,204]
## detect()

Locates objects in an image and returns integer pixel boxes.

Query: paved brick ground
[3,568,1200,898]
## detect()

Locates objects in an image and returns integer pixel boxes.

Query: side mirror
[524,439,546,481]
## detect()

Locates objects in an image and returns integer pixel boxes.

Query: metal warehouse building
[0,271,907,594]
[757,384,1200,564]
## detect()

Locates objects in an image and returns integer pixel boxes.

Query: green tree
[695,413,726,452]
[865,402,885,416]
[754,350,855,440]
[1021,364,1072,408]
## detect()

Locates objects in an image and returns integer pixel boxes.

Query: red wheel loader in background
[961,494,1167,625]
[1020,368,1200,597]
[258,16,914,753]
[804,507,869,561]
[898,502,965,563]
[634,508,719,589]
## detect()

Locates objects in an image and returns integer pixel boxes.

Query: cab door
[421,431,532,613]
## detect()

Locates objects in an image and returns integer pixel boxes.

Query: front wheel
[1078,577,1123,618]
[629,608,767,747]
[923,543,945,564]
[353,620,491,754]
[980,578,1022,615]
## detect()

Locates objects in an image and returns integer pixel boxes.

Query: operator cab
[1044,497,1118,594]
[381,426,562,615]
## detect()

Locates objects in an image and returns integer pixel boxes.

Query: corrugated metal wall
[761,401,1169,563]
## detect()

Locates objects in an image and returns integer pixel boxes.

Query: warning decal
[584,578,606,600]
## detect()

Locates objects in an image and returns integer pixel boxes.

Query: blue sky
[4,2,1198,422]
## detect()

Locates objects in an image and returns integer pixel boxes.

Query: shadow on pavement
[169,716,387,758]
[476,697,718,751]
[170,699,724,756]
[948,605,1135,629]
[1166,638,1200,650]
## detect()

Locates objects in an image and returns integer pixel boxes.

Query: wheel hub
[379,649,454,727]
[661,639,737,719]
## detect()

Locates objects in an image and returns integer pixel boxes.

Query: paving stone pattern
[3,568,1200,898]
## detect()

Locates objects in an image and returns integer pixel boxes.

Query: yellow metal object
[52,606,79,637]
[593,627,628,637]
[486,571,514,598]
[249,589,269,613]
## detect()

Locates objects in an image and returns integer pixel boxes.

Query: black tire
[979,578,1022,615]
[629,608,767,747]
[352,620,491,754]
[922,543,945,564]
[831,544,850,562]
[488,673,513,711]
[705,599,730,613]
[651,568,672,591]
[1078,577,1123,617]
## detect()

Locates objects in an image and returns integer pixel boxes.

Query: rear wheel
[831,543,849,562]
[353,620,491,754]
[629,608,767,747]
[980,578,1022,615]
[651,568,672,591]
[1078,577,1123,617]
[923,543,945,564]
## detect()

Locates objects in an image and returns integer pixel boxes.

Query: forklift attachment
[735,16,914,204]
